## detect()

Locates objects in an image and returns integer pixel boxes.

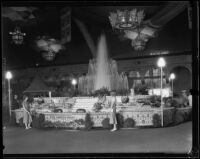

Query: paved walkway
[3,122,192,154]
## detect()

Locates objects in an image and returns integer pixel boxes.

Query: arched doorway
[170,66,192,93]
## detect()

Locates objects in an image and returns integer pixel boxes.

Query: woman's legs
[25,122,29,129]
[27,115,32,128]
[24,112,31,129]
[111,109,117,131]
[24,113,28,129]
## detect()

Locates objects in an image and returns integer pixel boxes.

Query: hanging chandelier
[42,49,56,61]
[109,8,159,51]
[36,35,64,61]
[9,26,26,45]
[130,30,149,51]
[131,37,146,51]
[109,9,145,30]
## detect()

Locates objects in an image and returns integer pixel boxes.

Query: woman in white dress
[110,91,117,131]
[22,95,32,129]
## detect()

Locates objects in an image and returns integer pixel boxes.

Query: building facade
[9,54,192,96]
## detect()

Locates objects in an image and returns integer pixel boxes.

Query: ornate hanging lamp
[9,26,26,45]
[42,49,56,61]
[109,8,159,51]
[109,9,145,30]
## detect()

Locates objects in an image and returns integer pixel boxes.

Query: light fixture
[169,73,175,98]
[36,36,63,61]
[157,57,166,68]
[72,79,77,91]
[5,71,12,117]
[169,73,175,80]
[109,9,145,30]
[72,79,77,85]
[42,49,56,61]
[131,32,147,51]
[9,26,26,45]
[5,71,12,79]
[109,9,159,51]
[157,57,166,127]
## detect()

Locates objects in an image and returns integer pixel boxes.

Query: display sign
[44,113,85,123]
[90,113,112,127]
[61,7,71,43]
[120,110,159,126]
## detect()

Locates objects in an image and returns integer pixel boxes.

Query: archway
[170,66,192,93]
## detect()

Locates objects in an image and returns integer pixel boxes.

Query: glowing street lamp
[5,71,13,117]
[169,73,175,98]
[71,79,77,90]
[157,57,166,127]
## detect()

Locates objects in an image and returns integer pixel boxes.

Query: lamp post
[5,71,12,117]
[72,79,77,92]
[157,57,166,127]
[169,73,175,98]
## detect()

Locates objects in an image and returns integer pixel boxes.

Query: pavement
[3,121,192,154]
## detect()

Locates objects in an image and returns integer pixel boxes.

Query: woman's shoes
[110,128,117,132]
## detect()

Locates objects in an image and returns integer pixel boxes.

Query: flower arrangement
[41,119,85,129]
[121,96,129,103]
[93,102,102,112]
[137,95,161,107]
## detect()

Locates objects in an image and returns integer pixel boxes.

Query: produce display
[12,95,191,129]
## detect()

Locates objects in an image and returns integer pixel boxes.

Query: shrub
[93,87,109,97]
[163,109,174,126]
[41,121,54,128]
[134,84,149,95]
[182,111,189,121]
[174,111,185,124]
[123,118,136,128]
[101,118,111,129]
[32,113,45,128]
[163,97,173,107]
[152,114,161,127]
[84,113,93,130]
[74,119,85,125]
[116,113,124,128]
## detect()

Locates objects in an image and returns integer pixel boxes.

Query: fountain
[78,34,129,95]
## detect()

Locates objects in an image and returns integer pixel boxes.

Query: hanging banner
[61,7,71,43]
[187,4,192,29]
